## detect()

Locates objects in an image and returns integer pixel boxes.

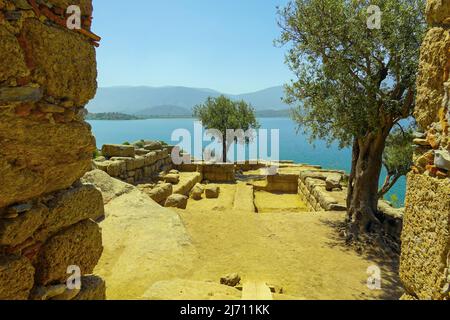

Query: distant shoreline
[86,112,291,121]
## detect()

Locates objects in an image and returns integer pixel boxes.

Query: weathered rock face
[400,0,450,300]
[0,0,105,300]
[415,27,450,129]
[426,0,450,25]
[401,174,450,300]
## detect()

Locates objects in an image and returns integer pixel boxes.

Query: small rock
[169,169,180,175]
[435,150,450,171]
[190,183,204,200]
[220,273,241,287]
[164,174,180,185]
[165,194,188,209]
[205,185,220,199]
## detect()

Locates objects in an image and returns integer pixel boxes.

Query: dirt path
[177,183,402,300]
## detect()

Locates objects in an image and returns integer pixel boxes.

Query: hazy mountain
[86,85,289,116]
[135,105,192,117]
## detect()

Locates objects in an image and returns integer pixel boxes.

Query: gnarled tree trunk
[347,131,390,237]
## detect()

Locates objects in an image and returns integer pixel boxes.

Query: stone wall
[0,0,105,300]
[93,143,173,185]
[400,0,450,300]
[175,162,236,182]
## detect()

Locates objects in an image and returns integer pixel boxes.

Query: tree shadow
[320,218,404,300]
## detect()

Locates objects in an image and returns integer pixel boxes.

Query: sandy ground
[93,170,402,300]
[176,182,402,300]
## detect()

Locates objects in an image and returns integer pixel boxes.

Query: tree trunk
[347,131,390,237]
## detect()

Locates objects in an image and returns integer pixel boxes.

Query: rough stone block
[0,25,29,83]
[415,27,450,129]
[400,173,450,300]
[165,194,188,209]
[22,19,97,106]
[0,203,47,247]
[34,219,103,286]
[34,183,104,241]
[73,275,106,300]
[426,0,450,25]
[102,144,135,158]
[0,114,96,208]
[0,255,35,300]
[205,185,220,199]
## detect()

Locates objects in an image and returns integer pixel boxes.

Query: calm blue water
[88,118,406,205]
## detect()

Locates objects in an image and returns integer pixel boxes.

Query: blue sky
[91,0,292,94]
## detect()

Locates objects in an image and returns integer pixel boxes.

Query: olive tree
[277,0,426,235]
[193,95,260,163]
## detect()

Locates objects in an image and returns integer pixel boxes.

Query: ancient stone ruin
[0,0,105,300]
[400,0,450,300]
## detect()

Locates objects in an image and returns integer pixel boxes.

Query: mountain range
[86,86,290,117]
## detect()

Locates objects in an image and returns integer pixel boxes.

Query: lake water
[88,117,406,205]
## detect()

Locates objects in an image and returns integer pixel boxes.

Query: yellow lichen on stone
[400,173,450,300]
[22,19,97,106]
[0,25,29,82]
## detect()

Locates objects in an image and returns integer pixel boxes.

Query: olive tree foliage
[193,95,260,162]
[277,0,426,235]
[379,126,415,199]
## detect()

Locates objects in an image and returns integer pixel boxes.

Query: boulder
[146,183,173,204]
[190,183,204,200]
[0,255,35,300]
[220,273,241,287]
[102,144,135,158]
[164,173,180,185]
[435,150,450,171]
[205,185,220,199]
[165,194,188,209]
[325,174,342,191]
[34,220,103,286]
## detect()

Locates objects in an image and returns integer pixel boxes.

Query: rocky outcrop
[0,0,105,300]
[85,171,197,300]
[400,0,450,300]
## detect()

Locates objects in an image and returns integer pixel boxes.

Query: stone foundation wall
[400,0,450,300]
[175,162,236,182]
[0,0,105,300]
[297,170,347,212]
[93,143,173,185]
